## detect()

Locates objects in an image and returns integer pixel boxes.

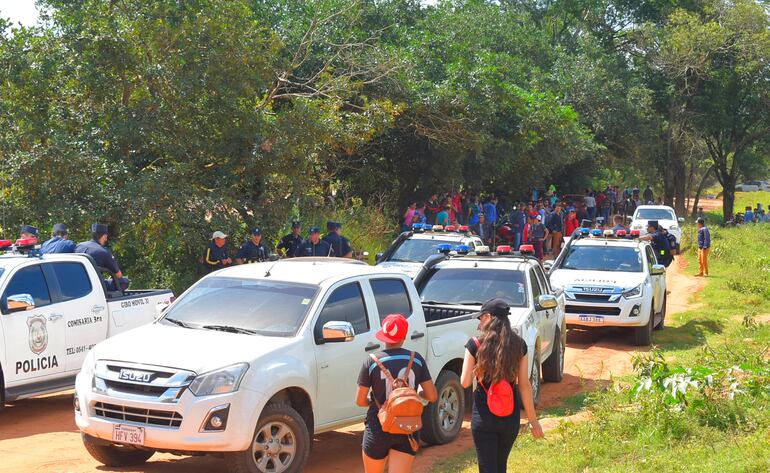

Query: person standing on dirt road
[461,298,544,473]
[355,314,438,473]
[696,218,711,277]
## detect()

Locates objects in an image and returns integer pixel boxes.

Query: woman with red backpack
[461,298,544,473]
[356,314,438,473]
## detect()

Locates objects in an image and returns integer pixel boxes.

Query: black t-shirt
[357,348,432,420]
[466,336,527,422]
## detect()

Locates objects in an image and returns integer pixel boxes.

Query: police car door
[312,278,380,428]
[0,263,66,386]
[645,246,664,314]
[529,268,551,362]
[42,262,108,373]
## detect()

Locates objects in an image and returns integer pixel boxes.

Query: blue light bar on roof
[579,228,590,235]
[424,224,433,231]
[591,229,603,236]
[437,243,452,253]
[412,223,425,230]
[454,245,471,254]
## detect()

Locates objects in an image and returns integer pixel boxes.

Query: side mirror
[677,217,685,224]
[535,294,558,311]
[542,260,554,272]
[375,252,384,263]
[320,321,355,343]
[6,294,35,313]
[651,264,666,276]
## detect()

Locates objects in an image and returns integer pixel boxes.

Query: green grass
[433,225,770,473]
[702,191,770,222]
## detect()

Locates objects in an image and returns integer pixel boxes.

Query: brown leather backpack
[370,351,425,437]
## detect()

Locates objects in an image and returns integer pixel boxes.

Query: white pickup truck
[0,252,173,407]
[415,251,566,404]
[75,258,479,472]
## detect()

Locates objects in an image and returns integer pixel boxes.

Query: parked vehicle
[414,249,566,405]
[0,250,172,407]
[548,232,667,346]
[629,205,685,248]
[75,258,479,472]
[735,183,760,192]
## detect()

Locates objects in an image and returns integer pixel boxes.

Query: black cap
[309,227,320,234]
[647,220,659,230]
[52,223,68,233]
[91,223,109,234]
[696,217,705,225]
[471,298,511,319]
[20,225,38,236]
[251,228,262,236]
[326,221,336,230]
[291,221,301,229]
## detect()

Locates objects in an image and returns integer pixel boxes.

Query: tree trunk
[722,185,736,222]
[673,155,687,215]
[691,164,715,218]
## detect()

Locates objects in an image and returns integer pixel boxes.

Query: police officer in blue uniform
[295,227,334,257]
[19,225,39,240]
[236,228,270,264]
[203,231,232,272]
[41,223,76,254]
[323,221,352,258]
[336,222,353,258]
[277,221,304,258]
[76,224,129,290]
[641,220,672,267]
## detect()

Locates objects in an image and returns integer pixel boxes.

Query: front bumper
[74,370,263,453]
[564,294,651,328]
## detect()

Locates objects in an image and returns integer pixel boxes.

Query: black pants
[471,391,521,473]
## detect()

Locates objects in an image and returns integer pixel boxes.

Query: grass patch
[703,191,770,221]
[434,225,770,473]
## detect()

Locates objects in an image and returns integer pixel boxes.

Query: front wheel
[224,403,310,473]
[530,355,541,407]
[634,307,654,346]
[421,370,464,445]
[81,433,154,466]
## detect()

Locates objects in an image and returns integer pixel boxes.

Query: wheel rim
[558,334,565,375]
[251,421,297,473]
[438,384,460,433]
[530,360,540,402]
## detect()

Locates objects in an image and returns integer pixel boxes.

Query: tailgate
[106,290,174,337]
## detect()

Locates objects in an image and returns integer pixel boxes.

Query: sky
[0,0,39,26]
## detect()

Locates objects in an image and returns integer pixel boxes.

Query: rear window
[388,238,459,263]
[418,268,527,308]
[49,262,93,302]
[371,278,412,321]
[635,208,676,220]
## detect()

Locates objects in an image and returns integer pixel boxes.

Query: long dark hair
[476,316,524,384]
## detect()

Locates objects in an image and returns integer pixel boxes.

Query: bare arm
[355,385,370,407]
[419,380,438,403]
[460,349,475,389]
[517,354,544,438]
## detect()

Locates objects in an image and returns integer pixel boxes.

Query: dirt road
[0,262,701,473]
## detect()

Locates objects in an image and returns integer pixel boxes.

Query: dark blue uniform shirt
[203,241,230,271]
[650,231,672,266]
[323,233,351,257]
[295,239,334,257]
[75,240,121,273]
[235,240,270,263]
[277,234,304,257]
[41,236,76,254]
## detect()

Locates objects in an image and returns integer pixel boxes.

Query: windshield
[418,268,527,307]
[388,238,460,263]
[559,245,643,272]
[635,208,676,220]
[161,277,318,337]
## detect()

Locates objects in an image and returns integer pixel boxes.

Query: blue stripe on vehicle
[368,355,424,374]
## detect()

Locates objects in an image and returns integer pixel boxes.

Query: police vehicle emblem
[119,369,153,383]
[27,315,48,355]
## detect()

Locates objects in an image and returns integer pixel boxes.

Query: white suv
[548,234,667,346]
[630,205,684,248]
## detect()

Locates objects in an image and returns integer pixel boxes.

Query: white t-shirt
[584,196,596,208]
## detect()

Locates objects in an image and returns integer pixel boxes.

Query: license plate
[112,424,145,446]
[579,315,604,323]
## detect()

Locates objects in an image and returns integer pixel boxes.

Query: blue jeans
[513,231,522,250]
[587,207,596,222]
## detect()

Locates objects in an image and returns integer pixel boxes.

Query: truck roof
[570,237,648,248]
[0,252,99,266]
[208,258,404,286]
[408,232,476,242]
[432,255,538,272]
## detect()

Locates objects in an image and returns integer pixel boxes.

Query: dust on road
[0,261,702,473]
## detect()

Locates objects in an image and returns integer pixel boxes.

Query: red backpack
[473,338,515,417]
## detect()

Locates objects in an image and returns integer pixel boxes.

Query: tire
[421,370,464,445]
[654,294,667,331]
[634,307,654,346]
[81,433,154,466]
[542,327,565,383]
[224,403,310,473]
[530,355,541,407]
[1,365,5,412]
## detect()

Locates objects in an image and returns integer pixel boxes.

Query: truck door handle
[411,331,425,340]
[365,343,381,352]
[47,314,63,322]
[91,305,105,312]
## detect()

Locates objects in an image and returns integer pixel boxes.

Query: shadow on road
[0,391,77,441]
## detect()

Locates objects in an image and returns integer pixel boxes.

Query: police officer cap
[251,228,262,236]
[326,221,337,230]
[291,221,301,229]
[20,225,39,236]
[53,223,68,233]
[647,220,659,230]
[696,217,705,225]
[309,227,320,234]
[335,222,343,229]
[91,223,109,234]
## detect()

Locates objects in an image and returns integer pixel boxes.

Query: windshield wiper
[457,300,484,305]
[162,318,193,328]
[202,324,257,335]
[421,300,446,305]
[391,258,421,263]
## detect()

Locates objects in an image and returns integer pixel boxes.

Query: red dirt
[0,263,700,473]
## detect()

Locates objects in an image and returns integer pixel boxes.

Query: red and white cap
[376,314,409,344]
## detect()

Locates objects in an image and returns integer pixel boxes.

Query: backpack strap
[400,351,416,386]
[471,337,489,393]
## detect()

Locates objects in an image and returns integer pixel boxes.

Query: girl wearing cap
[355,314,438,473]
[461,298,544,473]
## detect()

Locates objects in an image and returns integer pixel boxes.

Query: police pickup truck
[547,229,667,346]
[0,243,173,408]
[75,258,480,472]
[376,224,483,278]
[415,246,566,405]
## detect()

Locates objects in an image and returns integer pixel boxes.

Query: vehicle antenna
[264,259,281,277]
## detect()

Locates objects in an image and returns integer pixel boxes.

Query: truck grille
[566,305,621,316]
[94,402,183,428]
[102,379,170,397]
[93,361,196,403]
[573,294,613,302]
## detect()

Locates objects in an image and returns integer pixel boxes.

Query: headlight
[623,284,643,299]
[189,363,249,397]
